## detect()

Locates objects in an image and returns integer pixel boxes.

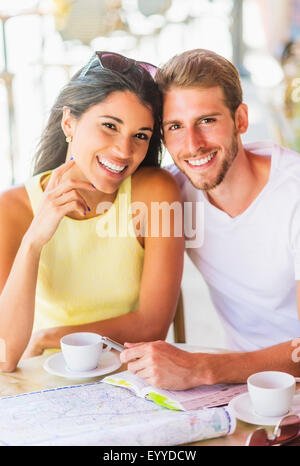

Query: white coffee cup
[247,371,297,417]
[60,332,111,372]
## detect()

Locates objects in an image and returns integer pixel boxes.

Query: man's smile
[184,150,217,170]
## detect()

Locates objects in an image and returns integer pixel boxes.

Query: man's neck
[206,147,271,218]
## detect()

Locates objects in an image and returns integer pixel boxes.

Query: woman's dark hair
[32,60,162,175]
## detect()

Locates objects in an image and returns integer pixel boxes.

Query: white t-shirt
[168,141,300,351]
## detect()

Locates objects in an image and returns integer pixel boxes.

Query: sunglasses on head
[246,414,300,446]
[79,51,158,79]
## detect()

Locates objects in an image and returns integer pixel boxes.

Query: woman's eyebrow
[139,126,153,132]
[99,115,153,131]
[98,115,123,124]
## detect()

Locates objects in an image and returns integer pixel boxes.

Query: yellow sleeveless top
[25,171,145,332]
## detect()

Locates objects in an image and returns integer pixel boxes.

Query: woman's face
[63,90,154,193]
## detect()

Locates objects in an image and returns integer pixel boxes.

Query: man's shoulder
[245,141,300,178]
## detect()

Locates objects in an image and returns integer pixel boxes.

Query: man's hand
[120,340,212,390]
[121,339,300,388]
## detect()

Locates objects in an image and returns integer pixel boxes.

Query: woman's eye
[135,133,149,140]
[103,122,116,130]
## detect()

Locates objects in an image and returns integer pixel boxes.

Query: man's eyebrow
[162,112,222,127]
[98,115,153,131]
[162,119,181,128]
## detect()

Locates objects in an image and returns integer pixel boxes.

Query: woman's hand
[25,160,96,249]
[21,329,47,359]
[21,327,62,359]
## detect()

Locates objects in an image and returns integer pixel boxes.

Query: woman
[0,52,184,371]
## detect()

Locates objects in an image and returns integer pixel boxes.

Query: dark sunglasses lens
[247,428,269,446]
[276,415,300,442]
[98,53,130,73]
[139,63,157,77]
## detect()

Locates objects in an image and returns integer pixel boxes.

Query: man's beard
[175,130,239,191]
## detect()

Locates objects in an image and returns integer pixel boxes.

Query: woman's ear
[61,106,76,139]
[235,103,248,134]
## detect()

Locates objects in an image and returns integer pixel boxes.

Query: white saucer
[228,392,300,426]
[43,350,121,379]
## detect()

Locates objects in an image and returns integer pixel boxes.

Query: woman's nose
[113,135,133,159]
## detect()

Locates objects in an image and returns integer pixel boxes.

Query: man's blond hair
[156,49,243,119]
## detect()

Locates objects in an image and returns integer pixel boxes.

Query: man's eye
[169,124,181,130]
[201,118,216,124]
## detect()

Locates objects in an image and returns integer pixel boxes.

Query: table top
[0,350,274,446]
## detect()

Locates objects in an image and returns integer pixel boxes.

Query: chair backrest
[173,291,186,343]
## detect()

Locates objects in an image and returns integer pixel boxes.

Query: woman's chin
[92,181,120,194]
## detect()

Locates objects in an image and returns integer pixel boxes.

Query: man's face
[163,86,245,191]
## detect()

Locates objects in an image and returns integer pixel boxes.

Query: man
[120,48,300,389]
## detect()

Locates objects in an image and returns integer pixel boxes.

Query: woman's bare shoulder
[132,166,182,204]
[0,185,33,233]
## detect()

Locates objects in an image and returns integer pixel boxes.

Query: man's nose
[186,127,206,154]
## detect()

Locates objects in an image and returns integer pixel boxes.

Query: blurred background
[0,0,299,349]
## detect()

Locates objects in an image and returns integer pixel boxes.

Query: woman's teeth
[97,156,126,173]
[187,151,217,166]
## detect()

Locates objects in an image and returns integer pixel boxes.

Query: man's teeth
[188,151,217,166]
[98,157,126,173]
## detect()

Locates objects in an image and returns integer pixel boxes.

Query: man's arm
[120,338,300,390]
[121,282,300,390]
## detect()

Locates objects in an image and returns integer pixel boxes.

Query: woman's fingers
[54,189,90,215]
[45,159,75,191]
[51,178,96,199]
[28,159,97,247]
[44,160,97,214]
[58,200,88,218]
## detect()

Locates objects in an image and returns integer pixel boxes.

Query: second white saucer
[43,350,121,379]
[228,392,298,426]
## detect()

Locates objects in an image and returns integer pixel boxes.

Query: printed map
[0,382,235,445]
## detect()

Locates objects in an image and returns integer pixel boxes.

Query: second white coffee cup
[60,332,111,372]
[247,371,297,417]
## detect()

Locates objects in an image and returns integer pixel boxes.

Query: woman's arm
[0,189,41,371]
[26,168,185,355]
[0,160,96,370]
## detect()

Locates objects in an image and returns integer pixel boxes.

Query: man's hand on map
[120,340,215,390]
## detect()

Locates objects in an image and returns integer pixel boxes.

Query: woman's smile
[96,155,128,177]
[68,91,154,193]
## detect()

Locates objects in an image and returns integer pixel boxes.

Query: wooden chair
[173,291,186,343]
